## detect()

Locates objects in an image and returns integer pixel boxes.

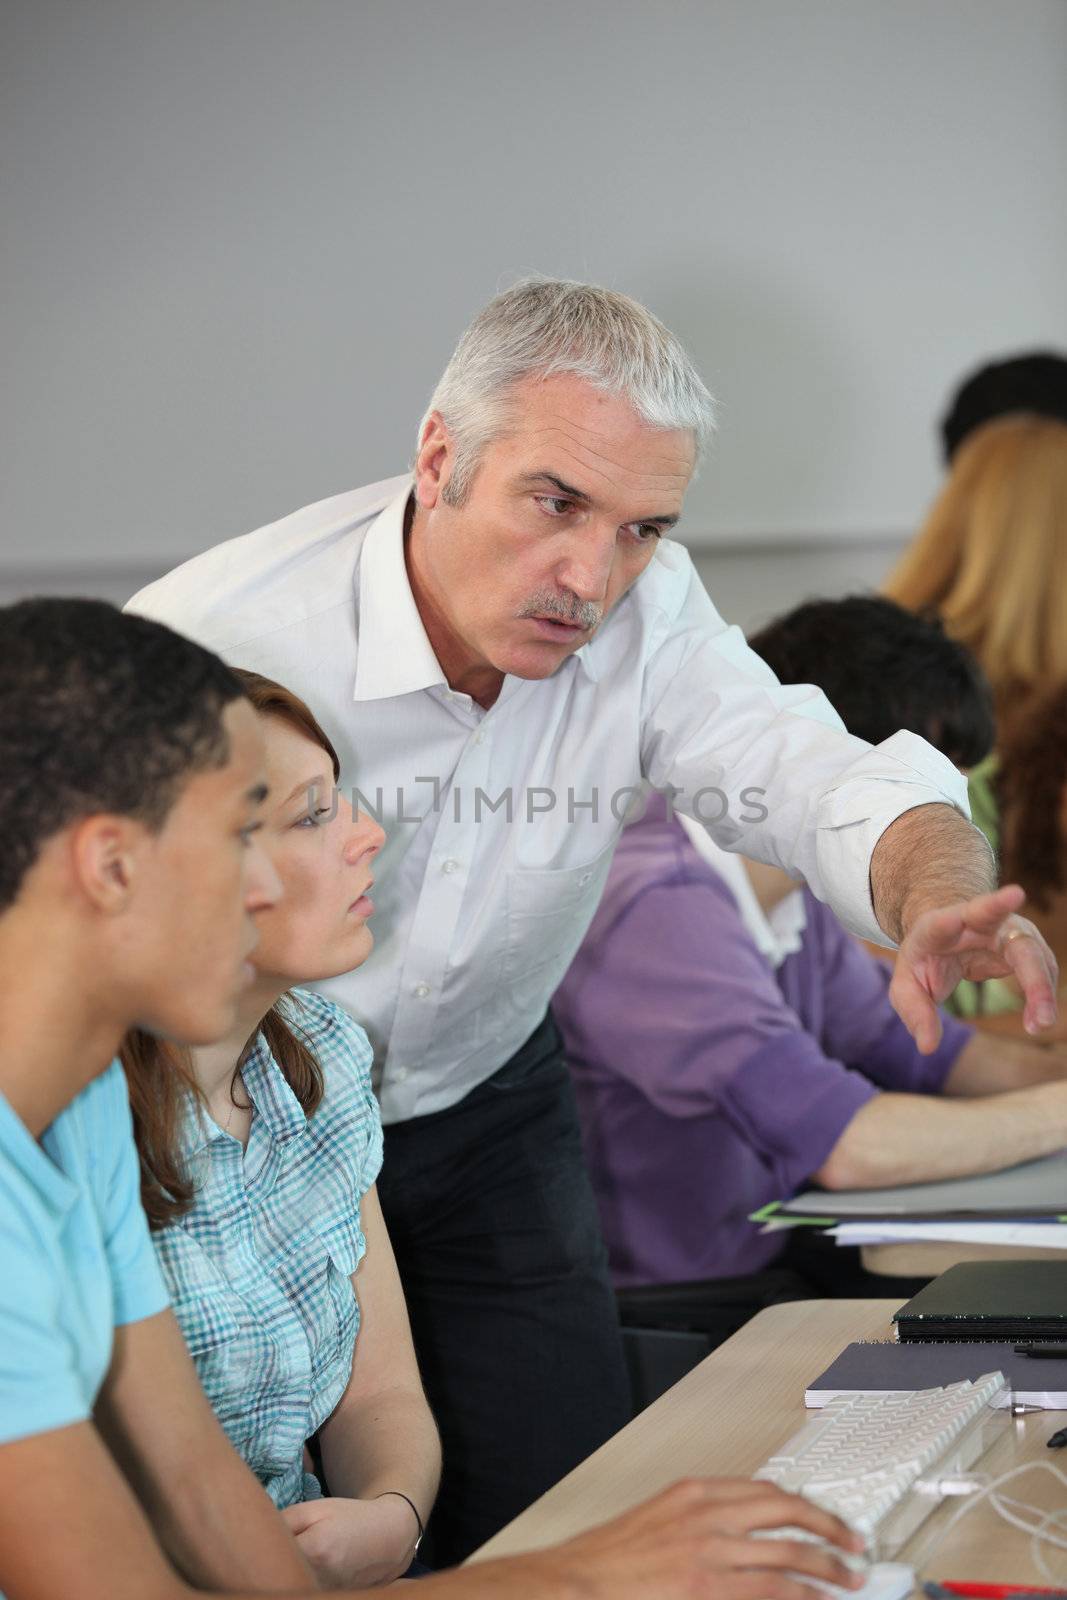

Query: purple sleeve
[802,893,973,1092]
[556,870,881,1198]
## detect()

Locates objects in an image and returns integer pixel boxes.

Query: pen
[1013,1344,1067,1359]
[924,1583,1067,1599]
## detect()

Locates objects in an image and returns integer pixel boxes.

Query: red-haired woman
[121,672,440,1588]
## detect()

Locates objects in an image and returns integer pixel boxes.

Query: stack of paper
[752,1149,1067,1246]
[828,1220,1067,1249]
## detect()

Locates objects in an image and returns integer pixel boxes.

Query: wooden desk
[862,1240,1067,1277]
[471,1299,1067,1582]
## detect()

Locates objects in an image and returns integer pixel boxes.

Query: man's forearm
[945,1032,1067,1095]
[967,1006,1067,1043]
[149,1440,316,1594]
[813,1080,1067,1191]
[869,802,996,945]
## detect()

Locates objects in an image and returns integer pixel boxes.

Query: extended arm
[967,1004,1067,1043]
[93,1308,314,1593]
[869,805,1058,1050]
[869,802,996,945]
[943,1030,1067,1094]
[815,896,1067,1189]
[813,1075,1067,1190]
[637,572,1057,1048]
[0,1426,866,1600]
[282,1186,440,1588]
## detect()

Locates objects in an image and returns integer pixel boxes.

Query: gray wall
[2,0,1066,627]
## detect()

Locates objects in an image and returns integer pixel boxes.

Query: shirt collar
[240,1029,308,1144]
[352,482,448,702]
[352,480,602,699]
[677,814,807,968]
[179,1030,308,1159]
[571,635,599,682]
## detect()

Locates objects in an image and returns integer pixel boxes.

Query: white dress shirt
[128,475,968,1123]
[677,815,806,968]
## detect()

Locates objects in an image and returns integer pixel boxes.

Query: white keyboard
[754,1372,1008,1560]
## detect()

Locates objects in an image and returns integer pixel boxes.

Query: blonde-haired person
[884,351,1067,1033]
[121,670,441,1589]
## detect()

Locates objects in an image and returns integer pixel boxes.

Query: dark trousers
[377,1010,631,1567]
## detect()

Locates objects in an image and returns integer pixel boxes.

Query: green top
[946,753,1021,1018]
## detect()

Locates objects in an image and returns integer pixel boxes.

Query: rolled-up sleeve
[639,567,971,944]
[556,865,880,1198]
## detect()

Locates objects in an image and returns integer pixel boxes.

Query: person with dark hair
[0,600,868,1600]
[0,597,326,1594]
[554,595,1067,1347]
[746,596,995,770]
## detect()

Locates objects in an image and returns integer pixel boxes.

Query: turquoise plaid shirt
[154,989,383,1508]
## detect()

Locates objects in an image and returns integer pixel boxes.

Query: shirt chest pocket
[274,1227,359,1399]
[503,837,617,1014]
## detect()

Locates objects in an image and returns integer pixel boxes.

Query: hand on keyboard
[503,1477,867,1599]
[754,1373,1007,1559]
[752,1524,869,1572]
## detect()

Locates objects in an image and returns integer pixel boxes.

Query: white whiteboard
[2,0,1065,570]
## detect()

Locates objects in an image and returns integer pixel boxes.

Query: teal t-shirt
[0,1060,170,1448]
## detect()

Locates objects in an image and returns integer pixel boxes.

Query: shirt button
[413,982,430,999]
[473,730,486,745]
[579,871,593,886]
[393,1065,409,1083]
[442,858,460,874]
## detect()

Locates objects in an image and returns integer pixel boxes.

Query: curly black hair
[0,597,246,912]
[747,594,996,768]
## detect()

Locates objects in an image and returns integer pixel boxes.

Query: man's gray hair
[419,278,716,506]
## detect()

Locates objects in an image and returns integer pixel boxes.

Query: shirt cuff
[814,730,973,945]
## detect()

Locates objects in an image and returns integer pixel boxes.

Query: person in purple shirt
[554,597,1067,1346]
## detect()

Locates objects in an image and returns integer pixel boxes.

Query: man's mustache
[519,594,602,631]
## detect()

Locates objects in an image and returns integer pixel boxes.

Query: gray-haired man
[129,278,1056,1561]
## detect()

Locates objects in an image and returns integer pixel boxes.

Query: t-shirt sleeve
[556,865,879,1199]
[95,1064,170,1328]
[0,1206,90,1444]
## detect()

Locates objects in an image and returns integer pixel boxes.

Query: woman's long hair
[121,670,341,1230]
[996,680,1067,913]
[884,415,1067,734]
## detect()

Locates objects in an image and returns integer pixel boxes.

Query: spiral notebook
[805,1338,1067,1409]
[892,1260,1067,1342]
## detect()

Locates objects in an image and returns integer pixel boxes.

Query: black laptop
[893,1260,1067,1342]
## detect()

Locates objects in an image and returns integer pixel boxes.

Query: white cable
[1024,1500,1067,1583]
[917,1461,1067,1581]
